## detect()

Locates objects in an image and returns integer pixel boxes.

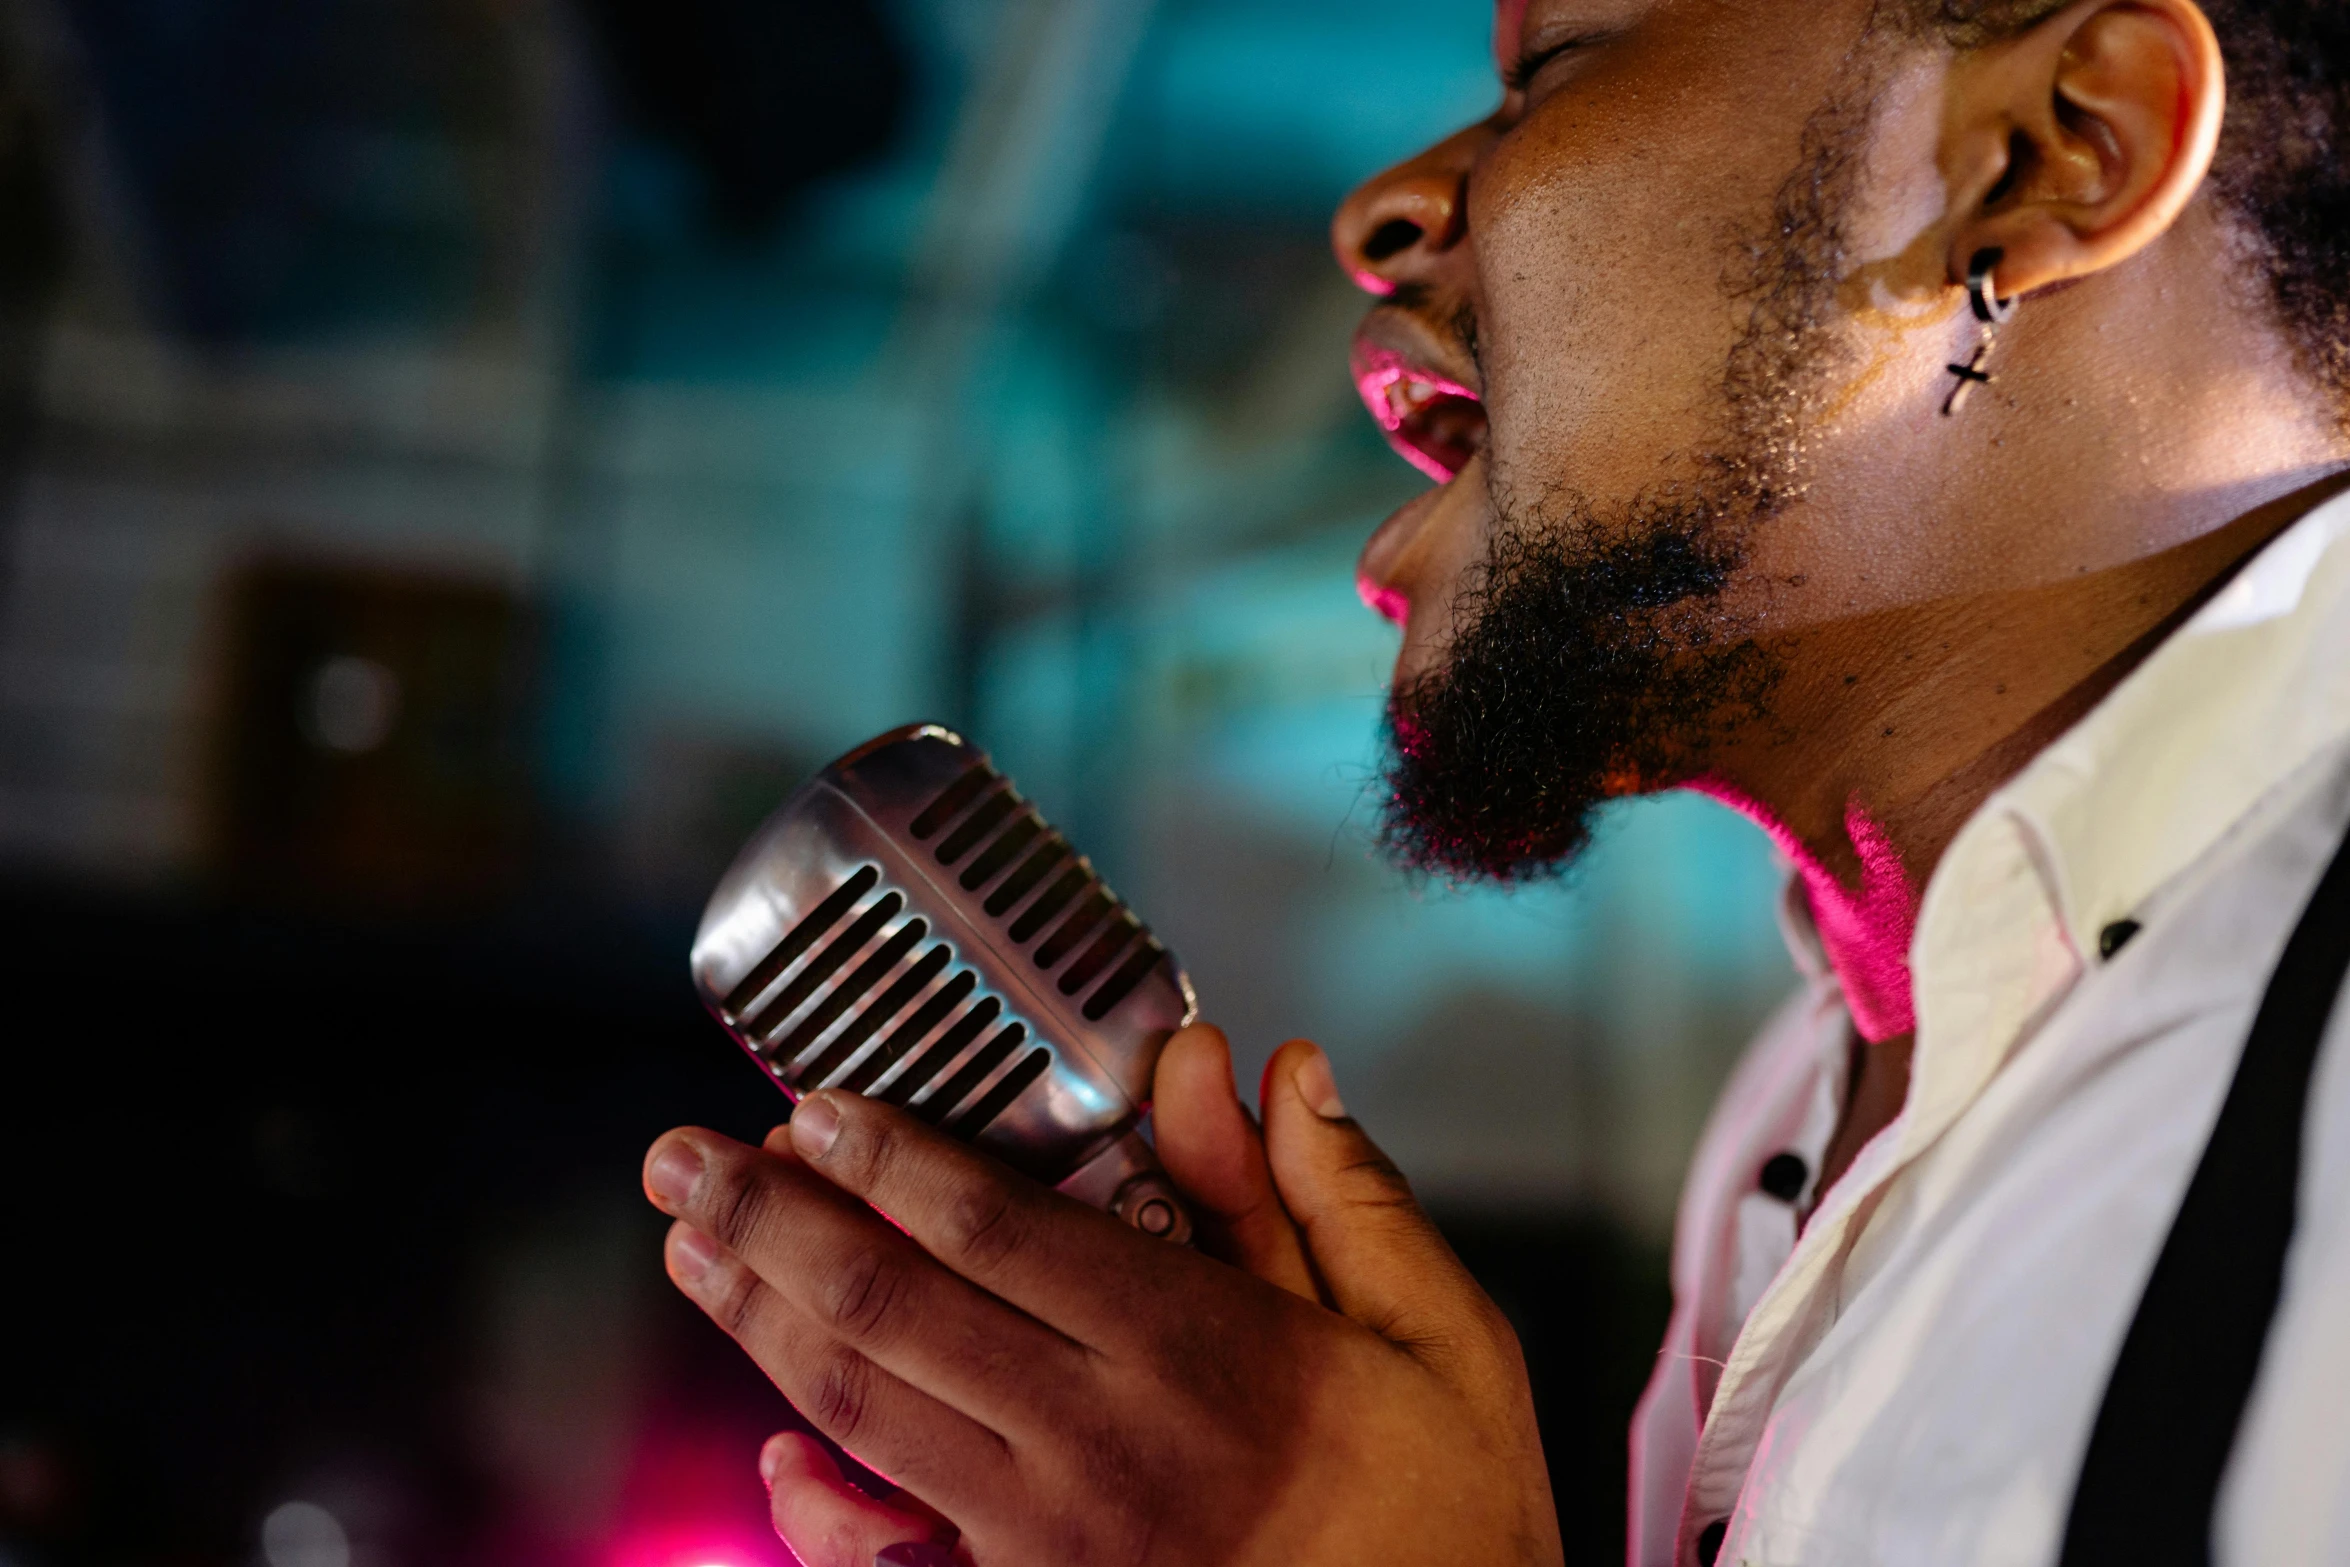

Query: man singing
[640,0,2350,1560]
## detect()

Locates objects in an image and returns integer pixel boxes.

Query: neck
[1691,778,1917,1040]
[1696,211,2350,1021]
[1703,470,2348,1033]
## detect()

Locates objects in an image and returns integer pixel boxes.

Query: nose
[1332,126,1483,296]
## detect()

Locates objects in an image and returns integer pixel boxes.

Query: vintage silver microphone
[691,724,1196,1242]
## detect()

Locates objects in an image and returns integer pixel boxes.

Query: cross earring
[1941,247,2016,417]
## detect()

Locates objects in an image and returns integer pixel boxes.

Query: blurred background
[0,1,1795,1562]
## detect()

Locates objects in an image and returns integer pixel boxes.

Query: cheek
[1466,14,1868,492]
[1471,114,1760,492]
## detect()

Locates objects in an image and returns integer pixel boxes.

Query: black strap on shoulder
[2059,823,2350,1566]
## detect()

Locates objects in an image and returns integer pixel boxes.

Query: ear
[1940,0,2224,298]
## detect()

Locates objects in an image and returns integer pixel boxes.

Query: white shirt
[1627,491,2350,1567]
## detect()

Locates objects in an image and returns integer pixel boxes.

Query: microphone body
[691,725,1195,1241]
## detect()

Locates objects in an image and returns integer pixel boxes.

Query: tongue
[1396,395,1488,481]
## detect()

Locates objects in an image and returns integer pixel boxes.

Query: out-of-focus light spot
[262,1500,350,1567]
[302,655,402,754]
[610,1532,773,1567]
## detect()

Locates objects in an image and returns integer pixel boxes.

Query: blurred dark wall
[212,560,535,908]
[0,884,774,1564]
[576,0,909,237]
[0,3,1731,1563]
[0,880,1667,1565]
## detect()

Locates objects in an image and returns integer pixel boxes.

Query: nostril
[1362,218,1422,263]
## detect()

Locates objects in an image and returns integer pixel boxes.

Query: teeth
[1361,366,1456,433]
[1353,355,1484,483]
[1360,362,1476,430]
[1387,378,1438,425]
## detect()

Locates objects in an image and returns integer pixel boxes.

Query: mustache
[1386,281,1483,377]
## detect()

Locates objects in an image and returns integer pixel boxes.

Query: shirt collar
[1879,489,2350,1163]
[1773,872,1838,993]
[1987,489,2350,962]
[1768,491,2350,1161]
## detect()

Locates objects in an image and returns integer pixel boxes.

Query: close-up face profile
[1341,0,1920,881]
[1339,0,2308,883]
[23,0,2350,1562]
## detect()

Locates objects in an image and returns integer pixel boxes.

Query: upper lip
[1350,309,1488,483]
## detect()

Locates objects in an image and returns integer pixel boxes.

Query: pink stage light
[609,1530,777,1567]
[1688,777,1919,1042]
[608,1421,792,1567]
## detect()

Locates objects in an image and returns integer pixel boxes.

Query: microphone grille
[691,725,1195,1187]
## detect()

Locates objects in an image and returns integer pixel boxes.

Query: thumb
[761,1432,960,1567]
[1261,1039,1500,1364]
[1152,1023,1318,1299]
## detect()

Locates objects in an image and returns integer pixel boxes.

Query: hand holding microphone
[646,1030,1559,1567]
[650,725,1558,1566]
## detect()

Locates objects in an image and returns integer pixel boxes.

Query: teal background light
[3,0,1795,1229]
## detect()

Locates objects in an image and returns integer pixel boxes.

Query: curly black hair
[1906,0,2350,425]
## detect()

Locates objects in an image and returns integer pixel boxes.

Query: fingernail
[758,1433,787,1489]
[648,1143,703,1206]
[671,1225,720,1284]
[792,1094,841,1159]
[1295,1048,1346,1120]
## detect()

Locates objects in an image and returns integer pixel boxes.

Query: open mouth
[1354,349,1489,483]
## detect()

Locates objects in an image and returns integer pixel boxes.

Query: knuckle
[819,1243,908,1342]
[1474,1296,1527,1365]
[939,1176,1025,1270]
[711,1260,768,1341]
[831,1104,892,1185]
[707,1154,772,1251]
[810,1345,874,1444]
[1342,1147,1418,1201]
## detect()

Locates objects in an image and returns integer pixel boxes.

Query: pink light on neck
[1690,778,1919,1041]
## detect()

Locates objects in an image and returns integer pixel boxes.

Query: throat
[1689,779,1919,1040]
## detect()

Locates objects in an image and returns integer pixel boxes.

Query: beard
[1376,54,1882,886]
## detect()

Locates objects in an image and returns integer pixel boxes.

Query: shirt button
[1757,1150,1808,1202]
[1697,1518,1729,1565]
[2098,918,2142,960]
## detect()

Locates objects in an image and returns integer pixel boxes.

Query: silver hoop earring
[1942,247,2015,417]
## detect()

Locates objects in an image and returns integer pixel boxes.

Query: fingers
[761,1432,958,1567]
[1152,1023,1319,1300]
[644,1128,1087,1440]
[781,1091,1224,1349]
[1259,1041,1505,1373]
[661,1220,1016,1516]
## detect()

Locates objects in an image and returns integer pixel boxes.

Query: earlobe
[1941,0,2224,300]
